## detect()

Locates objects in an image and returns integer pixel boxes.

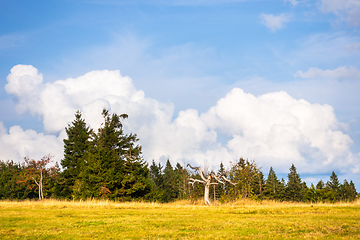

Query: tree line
[0,110,358,203]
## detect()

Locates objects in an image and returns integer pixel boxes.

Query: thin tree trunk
[40,169,43,200]
[204,184,211,205]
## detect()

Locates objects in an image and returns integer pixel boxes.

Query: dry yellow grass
[1,199,359,239]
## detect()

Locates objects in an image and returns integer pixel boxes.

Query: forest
[0,109,358,203]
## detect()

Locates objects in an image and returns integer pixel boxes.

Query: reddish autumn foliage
[17,155,60,200]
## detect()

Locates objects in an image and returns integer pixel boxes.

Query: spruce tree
[327,171,340,191]
[340,179,351,201]
[162,160,178,202]
[82,109,150,200]
[315,180,325,202]
[174,162,189,200]
[326,171,340,202]
[148,160,164,201]
[215,162,226,200]
[61,110,92,198]
[286,164,304,201]
[349,180,358,201]
[264,167,280,199]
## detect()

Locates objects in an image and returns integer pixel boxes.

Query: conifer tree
[277,178,287,201]
[174,162,189,200]
[81,109,150,200]
[327,171,340,192]
[340,179,351,201]
[286,164,304,201]
[349,180,358,201]
[61,110,91,198]
[315,180,326,202]
[326,171,341,201]
[147,160,161,201]
[264,167,281,199]
[215,162,227,200]
[162,160,178,202]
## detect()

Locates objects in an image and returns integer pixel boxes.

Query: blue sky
[1,0,360,187]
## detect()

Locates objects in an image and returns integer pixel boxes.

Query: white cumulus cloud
[260,13,291,32]
[2,65,359,175]
[202,88,356,172]
[0,122,63,163]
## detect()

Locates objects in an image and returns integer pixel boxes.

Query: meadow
[0,199,359,239]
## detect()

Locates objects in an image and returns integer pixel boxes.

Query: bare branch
[211,173,225,185]
[32,177,40,187]
[188,178,205,187]
[187,164,207,182]
[221,176,238,186]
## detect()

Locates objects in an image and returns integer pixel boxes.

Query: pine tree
[215,162,226,200]
[304,183,317,203]
[327,171,340,191]
[174,162,189,200]
[340,179,351,201]
[326,171,340,202]
[264,167,281,199]
[315,180,325,202]
[162,160,178,202]
[60,110,92,198]
[277,178,287,201]
[349,180,358,201]
[286,164,304,201]
[82,109,150,200]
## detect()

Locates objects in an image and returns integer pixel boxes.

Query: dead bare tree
[187,164,237,205]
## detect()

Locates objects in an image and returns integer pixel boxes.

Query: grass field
[0,199,359,239]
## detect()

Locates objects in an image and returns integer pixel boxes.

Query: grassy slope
[0,199,359,239]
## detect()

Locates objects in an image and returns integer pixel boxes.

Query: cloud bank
[1,65,359,175]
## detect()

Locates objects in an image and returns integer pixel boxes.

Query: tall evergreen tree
[340,179,351,201]
[174,162,189,200]
[264,167,281,199]
[215,162,227,200]
[278,178,287,201]
[60,110,92,198]
[327,171,340,192]
[339,179,358,202]
[315,180,326,202]
[162,160,178,202]
[286,164,304,201]
[349,180,358,201]
[326,171,341,202]
[147,160,164,201]
[80,109,150,200]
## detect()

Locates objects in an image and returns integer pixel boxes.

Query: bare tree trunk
[34,168,44,201]
[40,169,43,200]
[204,184,211,205]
